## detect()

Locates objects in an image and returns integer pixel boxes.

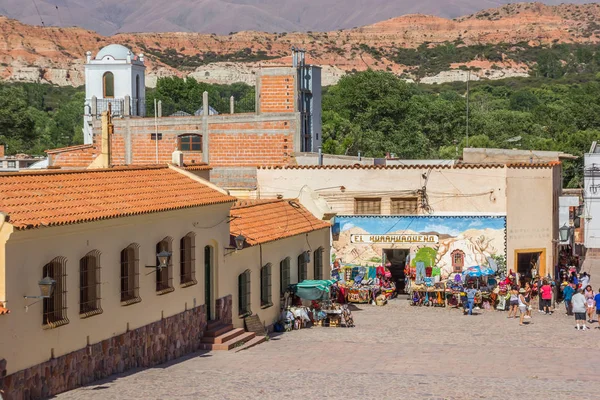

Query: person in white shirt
[571,288,588,330]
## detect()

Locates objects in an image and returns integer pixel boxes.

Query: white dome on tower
[95,44,132,60]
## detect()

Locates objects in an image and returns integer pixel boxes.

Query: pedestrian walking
[580,272,590,292]
[524,281,532,318]
[465,284,477,316]
[584,285,595,323]
[595,288,600,328]
[508,285,519,319]
[572,288,589,330]
[540,280,553,315]
[562,282,575,316]
[518,288,530,326]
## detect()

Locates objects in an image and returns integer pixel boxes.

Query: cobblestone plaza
[57,299,599,400]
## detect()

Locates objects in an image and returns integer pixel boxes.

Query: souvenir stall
[332,265,396,305]
[276,280,355,330]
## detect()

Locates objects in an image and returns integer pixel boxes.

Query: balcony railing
[85,97,146,117]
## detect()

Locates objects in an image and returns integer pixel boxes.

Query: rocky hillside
[2,2,600,87]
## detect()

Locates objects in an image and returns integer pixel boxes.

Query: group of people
[561,276,600,330]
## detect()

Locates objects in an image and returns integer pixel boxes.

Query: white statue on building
[83,44,146,144]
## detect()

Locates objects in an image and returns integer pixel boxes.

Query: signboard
[350,234,439,244]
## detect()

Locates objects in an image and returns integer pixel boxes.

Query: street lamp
[558,223,571,242]
[157,250,171,269]
[24,276,56,299]
[225,234,246,255]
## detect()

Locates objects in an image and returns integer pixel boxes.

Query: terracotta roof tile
[0,302,9,315]
[0,166,236,230]
[230,199,330,247]
[259,162,560,170]
[182,163,212,171]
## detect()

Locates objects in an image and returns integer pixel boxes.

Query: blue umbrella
[463,266,483,277]
[481,267,495,276]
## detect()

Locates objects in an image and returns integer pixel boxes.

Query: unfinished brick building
[48,45,322,189]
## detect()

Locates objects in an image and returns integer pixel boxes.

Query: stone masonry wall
[0,305,207,400]
[215,295,232,325]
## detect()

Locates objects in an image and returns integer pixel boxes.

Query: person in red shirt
[540,280,553,315]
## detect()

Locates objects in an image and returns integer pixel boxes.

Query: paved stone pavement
[57,298,599,400]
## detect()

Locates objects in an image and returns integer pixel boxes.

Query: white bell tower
[83,44,146,144]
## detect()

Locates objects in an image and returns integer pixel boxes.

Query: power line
[31,0,45,26]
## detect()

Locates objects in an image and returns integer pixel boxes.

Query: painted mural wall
[332,216,507,279]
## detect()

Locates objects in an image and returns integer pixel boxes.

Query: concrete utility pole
[466,70,470,148]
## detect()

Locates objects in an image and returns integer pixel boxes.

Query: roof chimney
[172,151,184,167]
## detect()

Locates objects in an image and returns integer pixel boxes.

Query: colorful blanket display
[332,265,396,305]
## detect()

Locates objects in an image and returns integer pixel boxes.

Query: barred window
[156,237,174,294]
[120,244,141,305]
[280,257,291,295]
[42,257,69,329]
[261,263,272,308]
[354,198,381,215]
[79,250,102,318]
[298,253,308,282]
[238,270,251,316]
[391,197,418,215]
[180,232,197,287]
[314,247,324,280]
[178,134,202,151]
[452,250,465,273]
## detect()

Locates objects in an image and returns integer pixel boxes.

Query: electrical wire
[31,0,45,26]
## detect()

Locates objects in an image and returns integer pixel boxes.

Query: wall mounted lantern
[24,276,56,299]
[558,223,571,242]
[225,234,246,255]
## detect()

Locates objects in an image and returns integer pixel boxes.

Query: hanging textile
[416,261,426,284]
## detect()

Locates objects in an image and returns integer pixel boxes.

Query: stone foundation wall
[0,305,206,400]
[215,294,232,325]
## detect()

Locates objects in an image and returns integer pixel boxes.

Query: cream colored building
[223,200,330,330]
[0,165,236,379]
[256,152,564,278]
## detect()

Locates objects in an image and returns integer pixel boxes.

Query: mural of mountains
[0,0,595,35]
[2,2,600,87]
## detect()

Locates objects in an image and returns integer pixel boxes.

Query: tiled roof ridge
[258,162,560,170]
[231,199,284,209]
[0,164,169,177]
[45,144,95,154]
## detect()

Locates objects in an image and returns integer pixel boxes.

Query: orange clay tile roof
[230,199,330,247]
[0,166,236,230]
[259,162,560,170]
[182,163,212,171]
[0,302,10,315]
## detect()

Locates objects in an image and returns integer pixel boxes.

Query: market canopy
[292,280,336,300]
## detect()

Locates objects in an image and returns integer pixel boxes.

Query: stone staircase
[200,320,267,351]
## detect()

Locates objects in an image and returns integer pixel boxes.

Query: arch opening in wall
[103,71,115,98]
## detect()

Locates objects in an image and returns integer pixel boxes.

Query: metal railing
[85,97,146,117]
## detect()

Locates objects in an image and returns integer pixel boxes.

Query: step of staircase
[201,328,245,344]
[200,331,256,351]
[234,335,268,353]
[207,319,223,330]
[204,323,234,337]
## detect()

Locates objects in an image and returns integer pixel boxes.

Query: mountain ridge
[0,0,595,35]
[2,2,600,87]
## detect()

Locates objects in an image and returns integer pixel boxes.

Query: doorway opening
[383,249,409,294]
[204,245,214,320]
[515,249,545,283]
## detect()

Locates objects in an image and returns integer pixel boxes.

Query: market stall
[331,265,396,305]
[275,280,355,330]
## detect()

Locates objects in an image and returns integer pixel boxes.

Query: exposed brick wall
[48,144,98,168]
[259,74,296,113]
[0,305,207,400]
[208,120,294,167]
